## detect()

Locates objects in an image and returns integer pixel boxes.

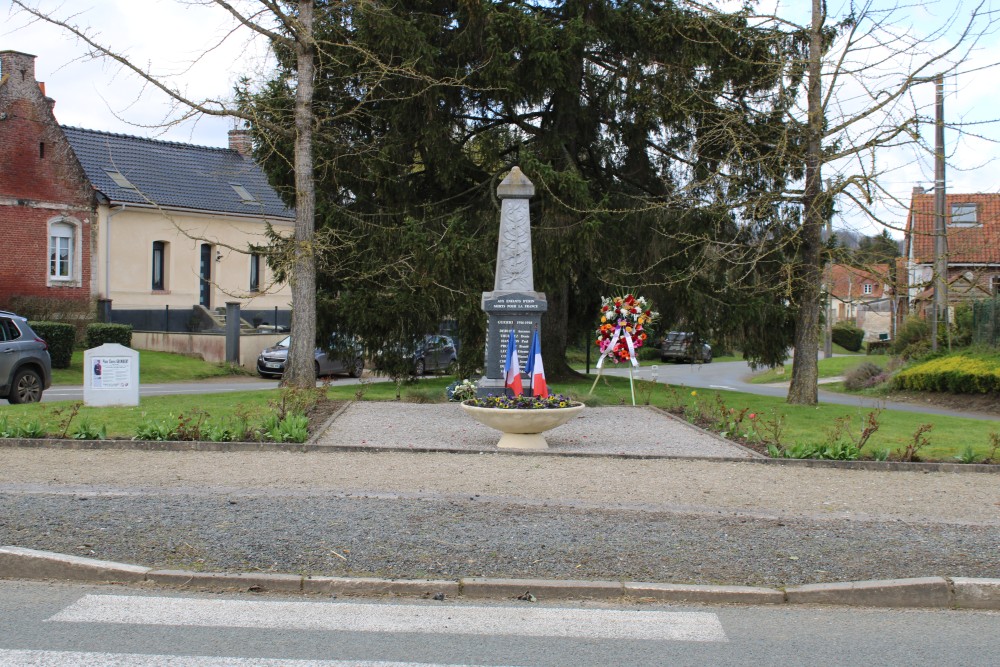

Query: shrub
[29,321,75,368]
[2,295,95,341]
[85,323,133,349]
[831,323,864,352]
[891,316,930,359]
[892,354,1000,394]
[843,361,885,391]
[866,340,891,355]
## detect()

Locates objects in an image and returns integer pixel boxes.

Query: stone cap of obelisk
[496,165,535,199]
[493,167,536,292]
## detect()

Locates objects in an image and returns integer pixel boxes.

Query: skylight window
[105,170,136,190]
[230,183,258,204]
[950,203,979,225]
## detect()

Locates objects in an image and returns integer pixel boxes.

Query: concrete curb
[1,437,997,473]
[2,546,997,610]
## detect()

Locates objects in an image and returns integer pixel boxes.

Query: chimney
[228,129,252,158]
[0,50,40,99]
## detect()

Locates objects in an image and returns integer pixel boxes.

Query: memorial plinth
[478,167,547,396]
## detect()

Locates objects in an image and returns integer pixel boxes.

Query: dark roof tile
[61,126,293,220]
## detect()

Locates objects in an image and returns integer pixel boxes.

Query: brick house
[0,50,94,303]
[904,186,1000,315]
[0,50,294,331]
[825,263,894,340]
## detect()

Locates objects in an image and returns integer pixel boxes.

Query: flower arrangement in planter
[464,394,576,409]
[460,393,584,449]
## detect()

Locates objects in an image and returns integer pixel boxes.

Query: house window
[993,276,1000,296]
[863,283,873,295]
[249,253,261,292]
[231,183,258,204]
[152,241,167,291]
[949,203,978,226]
[48,221,74,280]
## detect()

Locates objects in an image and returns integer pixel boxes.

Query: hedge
[831,323,864,352]
[29,321,75,369]
[892,354,1000,394]
[85,323,133,349]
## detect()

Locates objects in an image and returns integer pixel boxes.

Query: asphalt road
[39,375,377,403]
[36,357,1000,421]
[2,580,997,666]
[596,359,1000,421]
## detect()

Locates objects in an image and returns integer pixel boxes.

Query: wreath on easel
[590,294,657,403]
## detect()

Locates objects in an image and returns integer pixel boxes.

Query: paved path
[316,402,755,458]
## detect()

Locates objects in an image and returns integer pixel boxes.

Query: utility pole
[931,74,948,352]
[824,181,833,359]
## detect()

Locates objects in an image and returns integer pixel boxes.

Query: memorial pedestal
[479,291,546,396]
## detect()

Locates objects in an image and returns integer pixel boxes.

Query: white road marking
[708,385,736,391]
[47,594,727,642]
[0,650,496,667]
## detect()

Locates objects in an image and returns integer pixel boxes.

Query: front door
[199,244,212,309]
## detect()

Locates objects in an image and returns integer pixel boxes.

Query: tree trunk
[787,0,825,405]
[541,278,578,380]
[284,0,318,389]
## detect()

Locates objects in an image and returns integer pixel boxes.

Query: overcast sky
[3,0,998,238]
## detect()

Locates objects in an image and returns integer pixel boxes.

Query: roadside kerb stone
[0,546,149,583]
[303,576,459,599]
[950,577,1000,609]
[146,570,304,593]
[624,582,785,605]
[1,548,996,609]
[460,577,624,601]
[785,577,953,608]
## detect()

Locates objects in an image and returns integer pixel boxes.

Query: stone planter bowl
[460,401,585,450]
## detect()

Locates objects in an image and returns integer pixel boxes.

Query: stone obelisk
[478,167,547,396]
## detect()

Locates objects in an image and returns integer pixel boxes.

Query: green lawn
[3,372,997,462]
[1,390,280,439]
[51,350,249,385]
[749,356,879,384]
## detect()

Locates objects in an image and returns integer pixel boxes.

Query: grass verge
[749,356,874,385]
[51,350,249,385]
[3,374,997,462]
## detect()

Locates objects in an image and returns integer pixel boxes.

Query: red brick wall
[1,51,95,304]
[0,205,91,302]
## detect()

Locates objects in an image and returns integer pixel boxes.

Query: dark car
[0,311,53,403]
[257,335,364,379]
[413,334,458,375]
[660,331,712,363]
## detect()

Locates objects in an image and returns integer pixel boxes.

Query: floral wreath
[595,294,656,367]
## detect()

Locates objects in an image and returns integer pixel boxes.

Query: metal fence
[971,297,1000,347]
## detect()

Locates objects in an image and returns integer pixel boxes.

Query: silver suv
[0,311,53,404]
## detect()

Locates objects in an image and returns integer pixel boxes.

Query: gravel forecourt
[0,403,997,588]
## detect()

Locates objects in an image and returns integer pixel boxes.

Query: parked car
[0,311,53,404]
[374,334,459,376]
[257,335,364,379]
[659,331,712,363]
[413,334,458,375]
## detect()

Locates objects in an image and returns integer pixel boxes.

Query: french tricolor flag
[525,329,548,398]
[504,329,524,396]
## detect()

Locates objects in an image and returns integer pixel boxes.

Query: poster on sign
[84,343,140,406]
[91,356,132,390]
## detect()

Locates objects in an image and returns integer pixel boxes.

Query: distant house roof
[827,264,889,300]
[61,126,294,221]
[906,191,1000,265]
